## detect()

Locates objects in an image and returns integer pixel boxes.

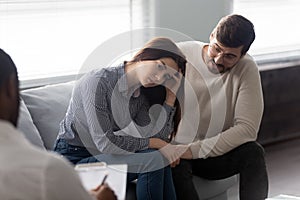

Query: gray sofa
[17,81,238,200]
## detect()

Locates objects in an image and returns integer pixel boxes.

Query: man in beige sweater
[155,14,268,200]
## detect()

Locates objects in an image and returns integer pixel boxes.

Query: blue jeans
[54,138,176,200]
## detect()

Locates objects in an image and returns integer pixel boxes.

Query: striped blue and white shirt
[57,63,176,154]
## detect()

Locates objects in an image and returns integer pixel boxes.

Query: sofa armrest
[17,99,45,149]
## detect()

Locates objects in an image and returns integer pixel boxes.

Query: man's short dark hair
[215,14,255,55]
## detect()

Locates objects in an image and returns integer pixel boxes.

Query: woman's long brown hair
[129,37,186,140]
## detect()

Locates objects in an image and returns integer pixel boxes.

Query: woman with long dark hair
[54,37,186,200]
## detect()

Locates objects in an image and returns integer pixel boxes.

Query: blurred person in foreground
[0,48,116,200]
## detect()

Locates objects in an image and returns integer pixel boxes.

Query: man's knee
[237,142,266,166]
[241,142,265,156]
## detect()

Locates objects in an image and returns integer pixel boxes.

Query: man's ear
[209,29,216,42]
[0,74,20,127]
[209,32,214,41]
[5,74,18,99]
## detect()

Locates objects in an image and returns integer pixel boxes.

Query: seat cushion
[124,175,237,200]
[193,175,237,199]
[21,81,74,149]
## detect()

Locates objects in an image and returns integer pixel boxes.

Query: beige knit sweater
[174,41,264,159]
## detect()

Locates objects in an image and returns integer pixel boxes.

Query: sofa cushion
[192,175,237,199]
[20,81,74,149]
[17,99,45,149]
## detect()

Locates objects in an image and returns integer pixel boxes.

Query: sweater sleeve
[189,60,264,159]
[44,154,95,200]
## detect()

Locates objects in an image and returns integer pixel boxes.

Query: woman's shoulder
[94,64,123,78]
[79,64,123,83]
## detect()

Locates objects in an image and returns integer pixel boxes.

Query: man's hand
[159,143,192,165]
[179,145,193,159]
[149,138,193,167]
[170,158,180,168]
[90,184,117,200]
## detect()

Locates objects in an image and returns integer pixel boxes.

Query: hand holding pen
[90,174,117,200]
[100,174,108,185]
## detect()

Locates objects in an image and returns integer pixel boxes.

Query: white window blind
[233,0,300,58]
[0,0,147,84]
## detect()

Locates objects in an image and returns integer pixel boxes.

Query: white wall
[152,0,233,42]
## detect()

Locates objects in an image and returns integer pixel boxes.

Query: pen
[100,174,108,185]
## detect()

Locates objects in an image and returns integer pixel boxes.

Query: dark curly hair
[214,14,255,55]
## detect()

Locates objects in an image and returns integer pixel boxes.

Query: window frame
[233,0,300,68]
